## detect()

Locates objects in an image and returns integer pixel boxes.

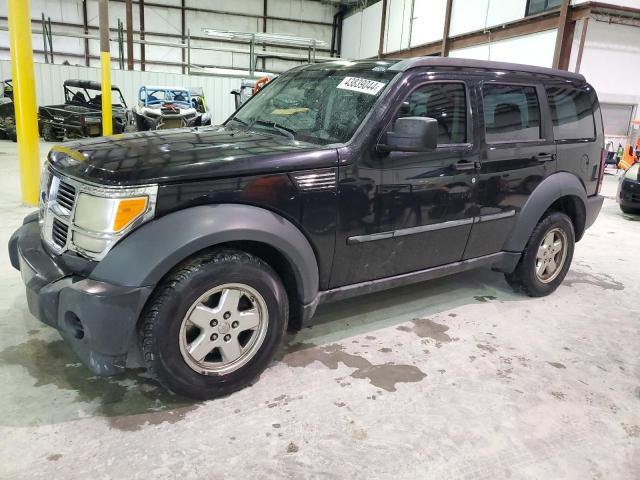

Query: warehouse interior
[1,1,639,478]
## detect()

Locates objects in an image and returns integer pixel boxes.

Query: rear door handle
[535,153,557,162]
[453,161,477,171]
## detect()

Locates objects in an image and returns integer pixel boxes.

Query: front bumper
[617,178,640,209]
[9,216,153,375]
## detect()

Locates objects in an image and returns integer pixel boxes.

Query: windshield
[142,88,191,106]
[65,86,127,108]
[228,65,398,145]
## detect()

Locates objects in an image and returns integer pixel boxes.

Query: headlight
[70,184,157,259]
[624,163,639,181]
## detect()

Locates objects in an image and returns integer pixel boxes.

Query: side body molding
[503,172,587,252]
[90,204,320,304]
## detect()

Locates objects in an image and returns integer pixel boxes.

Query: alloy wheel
[534,227,568,284]
[178,283,268,375]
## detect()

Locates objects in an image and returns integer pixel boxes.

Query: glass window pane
[547,86,596,140]
[397,83,467,144]
[483,84,542,143]
[601,103,634,137]
[527,0,562,16]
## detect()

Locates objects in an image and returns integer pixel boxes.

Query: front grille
[51,218,69,248]
[56,181,76,212]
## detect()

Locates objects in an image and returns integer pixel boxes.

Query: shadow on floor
[0,267,523,430]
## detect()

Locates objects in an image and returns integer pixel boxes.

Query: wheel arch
[503,172,588,252]
[90,204,320,312]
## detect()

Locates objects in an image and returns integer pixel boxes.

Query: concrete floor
[0,140,638,479]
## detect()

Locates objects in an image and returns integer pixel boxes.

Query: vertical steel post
[47,17,54,63]
[125,0,134,70]
[187,29,191,75]
[181,0,186,74]
[249,35,255,76]
[441,0,453,57]
[8,0,40,205]
[378,0,387,57]
[82,0,90,66]
[553,0,572,69]
[41,13,49,63]
[98,0,113,136]
[262,0,267,70]
[139,0,146,71]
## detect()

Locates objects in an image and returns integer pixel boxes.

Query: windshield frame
[225,64,400,147]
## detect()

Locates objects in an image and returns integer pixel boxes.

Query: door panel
[464,81,555,259]
[330,76,479,288]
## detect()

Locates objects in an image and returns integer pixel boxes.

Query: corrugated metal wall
[0,60,242,124]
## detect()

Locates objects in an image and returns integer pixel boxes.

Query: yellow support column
[8,0,40,206]
[99,0,113,136]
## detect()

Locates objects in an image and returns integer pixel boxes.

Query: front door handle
[535,153,557,162]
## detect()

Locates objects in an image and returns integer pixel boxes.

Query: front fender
[503,172,587,252]
[89,204,319,304]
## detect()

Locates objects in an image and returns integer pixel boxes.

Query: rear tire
[505,212,575,297]
[139,249,288,400]
[42,124,62,142]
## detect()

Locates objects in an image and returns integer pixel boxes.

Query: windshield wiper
[228,117,249,128]
[253,120,296,140]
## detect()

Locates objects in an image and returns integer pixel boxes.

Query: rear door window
[483,84,542,143]
[546,86,595,140]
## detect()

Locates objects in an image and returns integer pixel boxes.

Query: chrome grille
[55,181,76,213]
[51,218,69,248]
[41,171,77,253]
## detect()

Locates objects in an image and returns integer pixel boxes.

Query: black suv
[9,58,605,399]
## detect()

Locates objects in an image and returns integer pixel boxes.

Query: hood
[48,126,337,186]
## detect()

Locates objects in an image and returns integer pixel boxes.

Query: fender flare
[502,172,587,252]
[90,204,319,304]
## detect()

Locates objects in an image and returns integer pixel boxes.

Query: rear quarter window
[546,86,596,141]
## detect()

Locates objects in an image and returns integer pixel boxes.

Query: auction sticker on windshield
[337,77,386,95]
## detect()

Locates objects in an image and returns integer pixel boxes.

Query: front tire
[505,212,575,297]
[139,249,288,399]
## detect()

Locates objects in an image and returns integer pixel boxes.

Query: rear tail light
[596,148,606,195]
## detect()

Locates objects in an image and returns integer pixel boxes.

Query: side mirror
[380,116,438,152]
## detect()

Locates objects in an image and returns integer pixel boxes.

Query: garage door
[601,103,635,137]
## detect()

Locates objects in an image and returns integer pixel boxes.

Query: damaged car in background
[133,86,201,131]
[38,80,130,142]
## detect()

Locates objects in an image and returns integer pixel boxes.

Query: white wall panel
[0,59,242,124]
[488,29,556,67]
[410,0,446,47]
[449,0,489,37]
[341,12,362,60]
[450,29,556,67]
[575,20,640,120]
[384,0,412,53]
[449,43,490,60]
[360,1,383,59]
[485,0,527,28]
